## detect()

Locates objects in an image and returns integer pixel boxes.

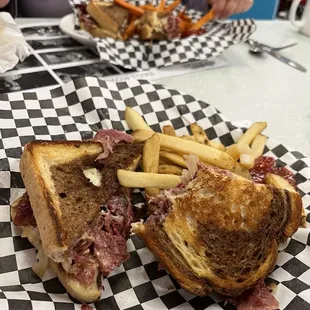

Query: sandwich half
[78,1,129,39]
[11,130,143,303]
[133,155,303,298]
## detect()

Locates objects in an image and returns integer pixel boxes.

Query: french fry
[140,4,158,11]
[158,134,235,170]
[160,150,187,168]
[143,134,160,173]
[131,130,154,141]
[164,0,181,13]
[251,134,267,159]
[179,20,193,33]
[162,125,176,136]
[265,173,296,193]
[117,170,181,189]
[232,162,252,180]
[159,164,183,175]
[114,0,144,15]
[123,17,138,40]
[159,158,169,165]
[225,144,240,160]
[190,9,214,30]
[143,134,160,197]
[125,107,153,132]
[181,135,196,141]
[178,7,193,33]
[238,122,267,146]
[158,0,165,11]
[226,142,251,160]
[133,130,235,170]
[179,7,192,22]
[237,142,252,154]
[208,140,226,151]
[190,123,209,144]
[239,153,255,169]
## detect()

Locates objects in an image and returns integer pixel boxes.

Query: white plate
[59,13,96,48]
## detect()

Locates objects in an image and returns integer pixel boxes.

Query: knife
[253,41,307,73]
[267,50,307,73]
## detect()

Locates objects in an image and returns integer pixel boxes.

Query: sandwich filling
[13,191,133,285]
[64,190,133,284]
[12,129,143,286]
[146,154,199,224]
[75,4,98,31]
[135,11,181,40]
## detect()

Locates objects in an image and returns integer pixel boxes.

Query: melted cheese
[83,168,102,187]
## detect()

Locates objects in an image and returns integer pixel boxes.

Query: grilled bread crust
[133,164,303,297]
[48,259,101,303]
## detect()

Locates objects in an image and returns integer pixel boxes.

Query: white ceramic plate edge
[59,13,96,48]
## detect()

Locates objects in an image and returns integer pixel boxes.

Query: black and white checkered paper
[0,77,310,310]
[69,0,256,70]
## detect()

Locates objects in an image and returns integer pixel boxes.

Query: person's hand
[209,0,253,19]
[0,0,9,8]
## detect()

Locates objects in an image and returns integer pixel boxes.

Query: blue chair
[230,0,280,19]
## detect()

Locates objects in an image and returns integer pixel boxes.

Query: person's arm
[0,0,10,9]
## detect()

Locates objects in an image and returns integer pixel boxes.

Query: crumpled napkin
[0,12,30,74]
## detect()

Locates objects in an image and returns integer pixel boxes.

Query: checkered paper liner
[68,0,256,70]
[0,77,310,310]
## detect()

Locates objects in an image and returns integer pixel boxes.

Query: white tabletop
[159,21,310,157]
[16,18,310,156]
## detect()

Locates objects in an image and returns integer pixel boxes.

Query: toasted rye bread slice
[20,140,142,262]
[133,164,303,297]
[133,223,278,297]
[80,21,120,39]
[20,141,103,261]
[87,1,128,35]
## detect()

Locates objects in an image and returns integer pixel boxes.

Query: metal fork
[246,39,306,73]
[247,39,297,55]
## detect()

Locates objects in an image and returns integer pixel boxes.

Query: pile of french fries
[117,106,306,226]
[117,107,299,198]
